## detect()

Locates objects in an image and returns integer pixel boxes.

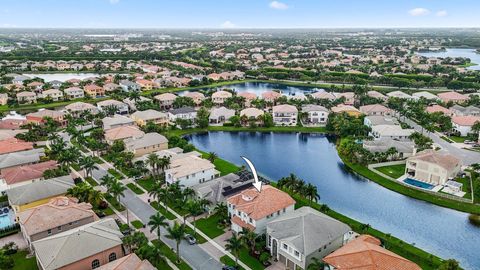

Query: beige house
[130,109,168,127]
[18,197,98,250]
[273,104,298,126]
[212,90,232,105]
[184,92,206,105]
[40,89,63,101]
[105,126,145,145]
[406,150,462,186]
[359,104,392,116]
[17,91,37,104]
[124,132,168,157]
[154,93,177,109]
[64,87,85,100]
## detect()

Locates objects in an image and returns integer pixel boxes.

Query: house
[266,207,353,270]
[122,96,152,111]
[262,91,283,104]
[64,87,85,100]
[192,173,254,207]
[359,104,392,116]
[184,92,205,105]
[49,80,63,89]
[451,105,480,117]
[273,104,298,126]
[6,175,74,213]
[238,92,257,106]
[119,80,141,92]
[212,90,233,105]
[0,148,45,171]
[367,90,387,101]
[386,91,413,100]
[26,109,67,127]
[0,93,8,105]
[18,197,98,250]
[311,91,336,101]
[105,126,145,145]
[40,89,63,101]
[0,129,27,140]
[331,104,362,117]
[130,109,168,127]
[96,253,155,270]
[371,125,414,141]
[426,105,452,116]
[97,100,129,115]
[452,116,480,136]
[0,160,58,192]
[301,105,329,126]
[102,114,135,130]
[364,116,399,128]
[323,235,421,270]
[136,79,155,90]
[227,185,296,233]
[165,155,218,187]
[168,107,197,125]
[16,91,37,104]
[84,84,105,97]
[0,138,33,155]
[406,149,461,186]
[32,218,124,270]
[154,93,177,109]
[412,91,438,100]
[240,108,264,121]
[124,132,168,157]
[333,92,355,105]
[209,106,235,125]
[103,83,121,93]
[363,138,415,158]
[65,102,99,116]
[437,91,469,104]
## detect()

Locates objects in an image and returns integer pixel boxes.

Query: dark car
[222,266,237,270]
[185,234,197,245]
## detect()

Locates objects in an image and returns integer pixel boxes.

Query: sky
[0,0,479,29]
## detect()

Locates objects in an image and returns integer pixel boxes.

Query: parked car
[185,234,196,245]
[222,266,237,270]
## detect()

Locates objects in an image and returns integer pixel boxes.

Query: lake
[415,48,480,71]
[22,73,103,82]
[187,132,480,270]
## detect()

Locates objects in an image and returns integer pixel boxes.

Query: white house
[273,104,298,126]
[165,155,218,187]
[168,107,197,124]
[451,116,480,136]
[97,99,129,115]
[301,105,329,126]
[405,149,462,186]
[64,87,85,100]
[371,124,414,141]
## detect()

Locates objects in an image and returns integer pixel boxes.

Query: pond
[187,131,480,270]
[22,73,104,82]
[415,48,480,71]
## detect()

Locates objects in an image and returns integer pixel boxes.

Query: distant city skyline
[0,0,479,29]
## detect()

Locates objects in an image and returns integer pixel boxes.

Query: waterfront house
[6,175,74,214]
[130,109,168,127]
[124,132,168,157]
[40,89,63,101]
[266,207,352,270]
[103,83,121,93]
[363,138,415,158]
[451,116,480,136]
[311,91,336,101]
[371,124,414,141]
[405,149,461,186]
[26,109,67,127]
[192,173,253,207]
[262,91,283,104]
[301,105,329,126]
[168,107,197,125]
[364,115,399,128]
[331,104,362,117]
[105,125,145,145]
[240,108,264,121]
[209,106,235,125]
[367,90,387,101]
[123,96,152,111]
[16,91,37,104]
[323,235,421,270]
[238,92,257,106]
[84,84,105,98]
[212,90,233,105]
[18,196,98,250]
[333,92,355,105]
[165,155,218,187]
[184,92,205,106]
[97,99,129,115]
[437,91,469,104]
[102,114,135,130]
[273,104,298,126]
[119,80,141,92]
[227,185,295,234]
[32,218,124,270]
[154,93,177,109]
[136,79,155,90]
[64,87,85,100]
[359,104,392,116]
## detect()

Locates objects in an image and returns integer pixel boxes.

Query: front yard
[375,164,406,179]
[11,250,38,270]
[194,213,226,239]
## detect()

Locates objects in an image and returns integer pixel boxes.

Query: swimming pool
[403,178,435,190]
[0,209,15,229]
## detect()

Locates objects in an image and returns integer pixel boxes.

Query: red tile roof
[1,160,57,185]
[0,138,33,155]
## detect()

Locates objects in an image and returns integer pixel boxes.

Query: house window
[108,252,117,262]
[47,229,52,235]
[283,243,288,250]
[92,259,100,269]
[294,250,300,257]
[57,226,62,231]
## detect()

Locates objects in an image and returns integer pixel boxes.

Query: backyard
[375,164,406,179]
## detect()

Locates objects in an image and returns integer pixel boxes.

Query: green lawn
[194,213,226,239]
[449,136,467,143]
[137,177,156,192]
[108,168,124,180]
[151,240,192,270]
[131,220,144,229]
[455,176,473,200]
[104,194,126,211]
[220,248,264,270]
[184,226,207,244]
[84,177,98,186]
[375,164,406,179]
[127,183,145,195]
[150,201,176,220]
[220,255,245,270]
[11,250,38,270]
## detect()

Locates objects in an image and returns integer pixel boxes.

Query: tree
[185,200,203,236]
[122,231,148,253]
[207,152,218,163]
[225,233,242,267]
[100,175,116,190]
[307,257,325,270]
[148,212,169,242]
[196,107,210,128]
[438,259,461,270]
[239,228,258,255]
[58,146,80,168]
[109,180,127,205]
[304,183,320,205]
[80,156,98,178]
[165,222,186,264]
[147,153,160,176]
[0,249,14,270]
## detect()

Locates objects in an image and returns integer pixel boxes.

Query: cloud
[269,1,289,10]
[220,21,236,28]
[436,10,448,17]
[408,8,430,16]
[109,0,120,4]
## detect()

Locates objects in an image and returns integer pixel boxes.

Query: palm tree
[147,153,159,176]
[207,152,218,163]
[109,180,127,205]
[307,257,325,270]
[58,146,80,168]
[438,259,461,270]
[304,183,320,206]
[50,137,66,157]
[157,156,171,175]
[80,156,98,178]
[165,222,186,264]
[129,91,141,103]
[185,200,203,236]
[148,212,169,242]
[214,202,229,225]
[239,228,258,255]
[100,175,116,190]
[225,233,242,267]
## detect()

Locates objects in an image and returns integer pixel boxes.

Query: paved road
[401,116,480,165]
[91,167,223,270]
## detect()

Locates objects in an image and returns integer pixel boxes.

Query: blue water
[186,132,480,269]
[404,178,435,190]
[0,211,14,229]
[415,48,480,71]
